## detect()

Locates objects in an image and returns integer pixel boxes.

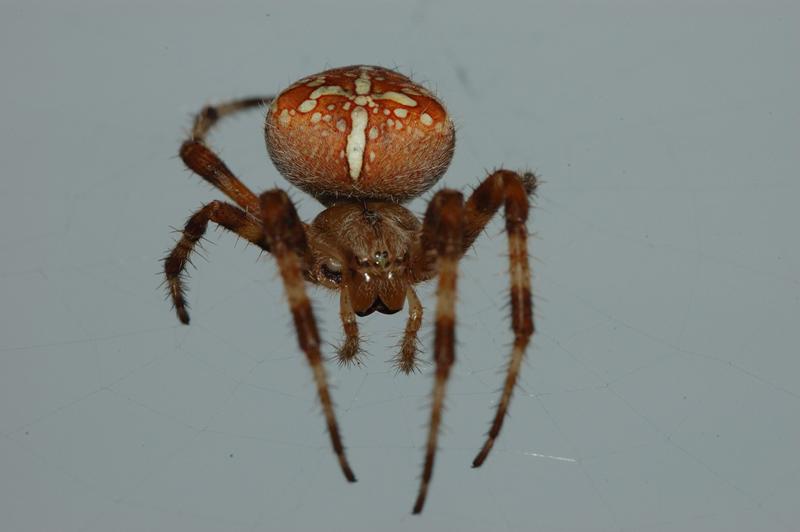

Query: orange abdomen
[265,65,455,203]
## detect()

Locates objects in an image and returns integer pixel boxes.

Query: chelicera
[163,65,538,513]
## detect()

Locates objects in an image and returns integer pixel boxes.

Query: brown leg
[393,287,423,374]
[412,190,464,514]
[190,97,269,141]
[336,288,363,367]
[260,189,356,483]
[462,170,538,252]
[460,170,536,468]
[180,97,272,214]
[163,201,268,324]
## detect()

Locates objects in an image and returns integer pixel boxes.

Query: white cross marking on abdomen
[295,67,419,180]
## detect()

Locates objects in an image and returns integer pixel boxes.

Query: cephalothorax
[164,65,537,513]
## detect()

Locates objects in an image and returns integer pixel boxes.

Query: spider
[163,65,537,513]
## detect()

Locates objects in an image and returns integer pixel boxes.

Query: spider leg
[336,287,363,367]
[190,97,270,141]
[461,170,537,468]
[180,97,272,214]
[462,170,538,252]
[163,201,268,324]
[412,190,464,514]
[260,189,357,483]
[393,287,423,374]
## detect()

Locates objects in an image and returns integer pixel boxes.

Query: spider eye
[320,259,342,284]
[373,250,389,267]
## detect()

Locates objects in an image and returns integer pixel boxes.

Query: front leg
[163,201,268,324]
[260,190,357,483]
[412,190,465,514]
[462,169,538,252]
[180,96,272,214]
[461,170,538,467]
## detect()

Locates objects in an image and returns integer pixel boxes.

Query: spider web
[2,2,799,532]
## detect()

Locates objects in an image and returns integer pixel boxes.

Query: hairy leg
[190,97,269,141]
[461,170,536,468]
[462,169,537,252]
[412,190,464,514]
[393,287,424,374]
[163,201,268,324]
[180,97,272,214]
[336,287,363,367]
[260,189,356,483]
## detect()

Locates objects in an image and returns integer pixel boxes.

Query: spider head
[308,202,420,316]
[345,249,408,316]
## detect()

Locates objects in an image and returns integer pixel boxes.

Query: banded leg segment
[260,189,356,483]
[164,201,268,324]
[412,190,464,514]
[180,97,273,214]
[190,97,270,141]
[462,170,537,252]
[461,170,536,468]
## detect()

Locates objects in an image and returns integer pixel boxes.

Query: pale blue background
[1,1,798,531]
